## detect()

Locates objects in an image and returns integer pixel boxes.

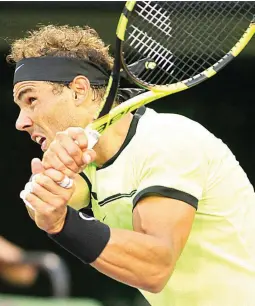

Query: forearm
[49,207,172,292]
[92,228,172,292]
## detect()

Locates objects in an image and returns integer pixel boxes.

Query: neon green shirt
[77,107,255,306]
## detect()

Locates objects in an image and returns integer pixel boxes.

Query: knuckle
[42,154,52,168]
[31,182,41,194]
[50,140,59,150]
[66,170,76,179]
[60,167,75,179]
[77,130,86,138]
[58,164,68,173]
[56,172,65,182]
[48,160,65,172]
[66,146,81,160]
[65,159,78,170]
[41,208,53,218]
[68,127,84,135]
[36,174,50,186]
[55,131,65,139]
[64,157,75,167]
[53,198,65,207]
[44,169,64,182]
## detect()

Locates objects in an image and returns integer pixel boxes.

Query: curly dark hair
[7,25,114,99]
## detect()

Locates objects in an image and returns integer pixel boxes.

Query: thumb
[31,158,45,175]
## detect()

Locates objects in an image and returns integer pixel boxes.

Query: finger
[56,132,85,167]
[20,190,35,211]
[43,168,66,183]
[57,144,82,173]
[42,169,74,189]
[26,204,36,220]
[31,182,69,207]
[66,127,89,151]
[82,149,97,164]
[42,149,76,179]
[33,174,74,200]
[32,168,73,190]
[31,158,45,175]
[24,192,53,217]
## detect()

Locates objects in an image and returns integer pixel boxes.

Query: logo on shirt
[78,212,96,221]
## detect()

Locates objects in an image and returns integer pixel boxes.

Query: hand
[20,158,75,234]
[42,127,97,179]
[0,236,23,264]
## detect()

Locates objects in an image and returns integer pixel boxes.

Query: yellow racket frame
[90,1,255,135]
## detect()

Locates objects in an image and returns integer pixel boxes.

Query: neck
[92,113,133,167]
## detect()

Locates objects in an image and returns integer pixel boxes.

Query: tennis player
[10,25,255,306]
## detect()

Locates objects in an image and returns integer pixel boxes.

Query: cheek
[44,101,73,132]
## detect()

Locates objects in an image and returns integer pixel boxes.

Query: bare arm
[0,236,23,263]
[21,128,197,292]
[91,196,195,293]
[0,236,38,286]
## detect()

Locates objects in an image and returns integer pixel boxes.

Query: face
[13,80,96,152]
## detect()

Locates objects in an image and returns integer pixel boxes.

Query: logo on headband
[15,64,24,74]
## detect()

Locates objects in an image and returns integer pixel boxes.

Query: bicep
[133,196,196,262]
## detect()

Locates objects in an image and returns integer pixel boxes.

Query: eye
[28,97,37,104]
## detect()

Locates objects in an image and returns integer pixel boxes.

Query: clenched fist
[20,158,76,234]
[42,127,97,179]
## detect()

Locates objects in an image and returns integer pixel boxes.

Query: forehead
[13,81,50,101]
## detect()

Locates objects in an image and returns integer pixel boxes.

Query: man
[9,25,255,306]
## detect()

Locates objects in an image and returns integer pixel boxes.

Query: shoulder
[134,107,212,151]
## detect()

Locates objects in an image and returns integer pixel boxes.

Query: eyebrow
[16,88,36,103]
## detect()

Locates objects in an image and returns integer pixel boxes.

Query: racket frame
[89,1,255,136]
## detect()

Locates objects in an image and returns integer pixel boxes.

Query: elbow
[144,278,168,294]
[141,265,172,294]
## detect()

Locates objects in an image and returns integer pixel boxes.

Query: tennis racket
[87,0,254,141]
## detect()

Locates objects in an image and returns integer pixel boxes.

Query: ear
[70,76,91,106]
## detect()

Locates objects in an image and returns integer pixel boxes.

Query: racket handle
[21,251,71,297]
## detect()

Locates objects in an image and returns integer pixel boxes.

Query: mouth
[32,135,47,151]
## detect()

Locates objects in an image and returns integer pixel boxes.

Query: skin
[0,236,37,286]
[14,76,196,293]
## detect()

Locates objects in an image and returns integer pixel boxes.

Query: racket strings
[123,1,254,86]
[125,2,175,83]
[172,4,231,81]
[173,2,250,80]
[135,2,172,38]
[156,1,250,77]
[128,27,174,70]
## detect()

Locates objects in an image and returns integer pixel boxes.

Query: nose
[15,110,33,131]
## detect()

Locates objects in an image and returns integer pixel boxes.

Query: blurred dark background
[0,2,254,306]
